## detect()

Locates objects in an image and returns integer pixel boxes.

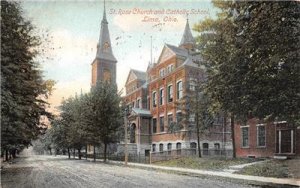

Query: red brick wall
[235,119,300,158]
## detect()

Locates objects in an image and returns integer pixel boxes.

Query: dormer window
[167,64,174,73]
[159,68,165,77]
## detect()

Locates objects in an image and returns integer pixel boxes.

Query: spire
[102,0,107,23]
[179,18,195,49]
[95,0,117,62]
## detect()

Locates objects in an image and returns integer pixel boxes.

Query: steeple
[91,0,117,86]
[179,18,195,50]
[95,0,117,62]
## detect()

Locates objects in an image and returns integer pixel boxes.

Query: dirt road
[1,155,254,188]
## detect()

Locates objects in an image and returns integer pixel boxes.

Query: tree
[1,1,54,160]
[187,69,214,158]
[194,1,300,157]
[86,81,123,162]
[167,67,214,158]
[197,1,300,123]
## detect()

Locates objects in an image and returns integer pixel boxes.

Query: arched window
[152,144,156,152]
[214,143,220,155]
[103,69,111,82]
[176,142,181,155]
[159,144,163,152]
[167,143,172,155]
[203,143,209,155]
[130,124,136,143]
[190,142,197,155]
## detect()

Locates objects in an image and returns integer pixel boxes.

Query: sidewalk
[79,156,300,187]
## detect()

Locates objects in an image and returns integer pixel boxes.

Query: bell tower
[91,0,117,86]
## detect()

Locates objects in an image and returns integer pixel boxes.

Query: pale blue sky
[21,0,216,112]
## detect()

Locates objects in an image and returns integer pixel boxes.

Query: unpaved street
[1,155,254,188]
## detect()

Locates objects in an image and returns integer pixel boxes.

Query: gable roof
[157,44,188,64]
[125,69,147,85]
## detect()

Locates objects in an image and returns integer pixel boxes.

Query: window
[168,114,173,126]
[214,143,220,155]
[167,64,174,73]
[189,78,196,91]
[152,144,156,152]
[190,142,197,155]
[189,113,195,123]
[152,91,157,107]
[167,85,173,102]
[159,144,163,152]
[241,127,249,147]
[136,99,140,108]
[159,68,165,77]
[176,112,182,123]
[177,81,183,99]
[176,142,181,155]
[160,116,164,132]
[257,125,266,147]
[153,118,157,133]
[167,143,172,154]
[203,143,209,155]
[103,69,111,82]
[159,88,164,105]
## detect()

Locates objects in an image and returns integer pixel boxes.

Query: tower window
[177,81,183,99]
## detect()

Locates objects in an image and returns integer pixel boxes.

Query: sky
[21,0,217,113]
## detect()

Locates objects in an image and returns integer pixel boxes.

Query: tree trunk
[73,148,75,159]
[5,149,8,161]
[68,148,70,159]
[85,145,88,160]
[196,113,202,158]
[231,114,236,158]
[78,149,81,160]
[11,149,16,158]
[104,143,107,162]
[93,145,96,162]
[49,148,52,155]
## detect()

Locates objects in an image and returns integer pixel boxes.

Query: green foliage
[36,81,123,159]
[195,1,300,124]
[87,82,123,145]
[155,157,257,170]
[1,1,55,153]
[237,160,290,178]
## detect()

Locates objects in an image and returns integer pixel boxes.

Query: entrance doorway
[276,129,294,154]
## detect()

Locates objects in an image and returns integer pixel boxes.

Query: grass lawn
[154,157,258,171]
[236,158,300,179]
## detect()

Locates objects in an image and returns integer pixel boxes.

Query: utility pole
[124,108,128,166]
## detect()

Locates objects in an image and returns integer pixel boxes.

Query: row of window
[241,125,266,147]
[152,142,181,152]
[152,81,183,107]
[152,142,221,152]
[152,112,182,133]
[159,64,175,77]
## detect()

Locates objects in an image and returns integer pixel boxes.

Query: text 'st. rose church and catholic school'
[89,2,300,159]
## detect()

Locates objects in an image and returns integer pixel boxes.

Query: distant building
[123,19,232,157]
[235,119,300,158]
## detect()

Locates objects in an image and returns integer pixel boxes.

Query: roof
[131,108,152,117]
[95,4,117,62]
[179,19,196,46]
[165,44,188,57]
[125,69,147,87]
[131,69,147,81]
